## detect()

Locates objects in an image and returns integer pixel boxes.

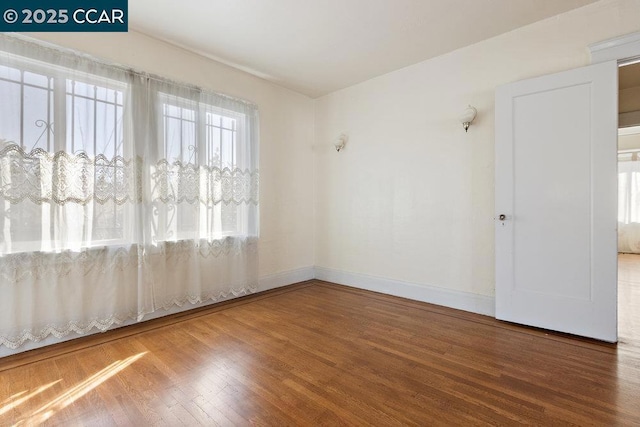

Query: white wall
[314,0,640,309]
[24,0,640,317]
[28,30,316,285]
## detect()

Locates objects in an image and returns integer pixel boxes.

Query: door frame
[590,32,640,66]
[590,32,640,329]
[593,33,640,129]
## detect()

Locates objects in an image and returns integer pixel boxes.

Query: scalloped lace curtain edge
[0,34,260,351]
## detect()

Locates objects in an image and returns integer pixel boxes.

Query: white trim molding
[314,266,495,317]
[258,266,315,291]
[589,32,640,65]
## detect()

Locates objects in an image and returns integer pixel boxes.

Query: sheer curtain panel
[618,153,640,253]
[0,35,259,350]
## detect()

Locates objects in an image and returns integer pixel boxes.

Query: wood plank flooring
[619,253,640,344]
[1,277,639,425]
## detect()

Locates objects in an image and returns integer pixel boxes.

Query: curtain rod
[1,33,258,109]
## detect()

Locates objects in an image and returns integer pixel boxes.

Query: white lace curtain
[619,153,640,253]
[0,35,259,350]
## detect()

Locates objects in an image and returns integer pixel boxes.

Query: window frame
[157,93,248,242]
[0,55,132,253]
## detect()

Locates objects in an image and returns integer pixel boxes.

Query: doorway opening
[617,61,640,343]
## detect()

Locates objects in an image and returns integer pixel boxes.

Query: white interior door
[495,60,618,342]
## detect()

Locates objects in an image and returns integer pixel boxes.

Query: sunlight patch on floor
[12,352,147,426]
[0,381,61,417]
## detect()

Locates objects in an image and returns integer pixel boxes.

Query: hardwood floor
[619,253,640,344]
[1,279,639,426]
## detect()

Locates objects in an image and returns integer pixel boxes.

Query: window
[0,57,129,253]
[0,65,54,251]
[0,35,259,352]
[0,45,258,257]
[155,94,246,241]
[619,152,640,224]
[206,109,242,237]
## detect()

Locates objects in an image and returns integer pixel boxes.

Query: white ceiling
[130,0,598,98]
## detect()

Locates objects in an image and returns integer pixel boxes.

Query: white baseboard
[314,266,495,317]
[259,266,315,291]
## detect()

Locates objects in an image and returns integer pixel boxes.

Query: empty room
[1,0,639,425]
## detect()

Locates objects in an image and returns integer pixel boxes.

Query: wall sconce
[335,133,347,152]
[460,105,477,132]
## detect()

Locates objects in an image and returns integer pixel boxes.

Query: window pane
[207,112,220,127]
[181,108,195,121]
[23,85,52,151]
[162,103,197,164]
[116,105,124,157]
[73,80,94,98]
[24,71,50,89]
[164,104,180,119]
[0,64,21,82]
[0,80,21,145]
[165,116,182,160]
[207,123,221,167]
[222,116,234,130]
[69,94,96,155]
[182,120,196,163]
[95,86,116,103]
[221,129,234,168]
[96,101,116,156]
[66,80,124,157]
